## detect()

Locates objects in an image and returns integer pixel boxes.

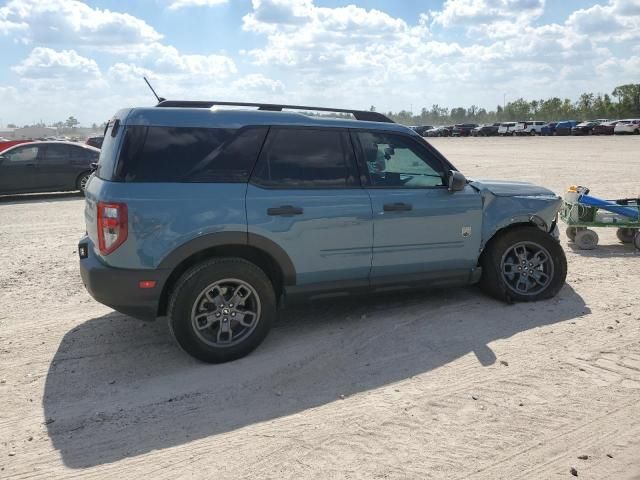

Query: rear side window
[70,145,99,162]
[114,126,267,183]
[251,128,355,188]
[71,146,99,161]
[96,121,120,180]
[43,144,69,163]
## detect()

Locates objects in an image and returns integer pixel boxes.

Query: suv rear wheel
[168,258,276,363]
[480,226,567,302]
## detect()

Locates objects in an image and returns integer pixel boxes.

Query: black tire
[574,229,598,250]
[168,257,276,363]
[76,171,92,195]
[479,226,567,302]
[566,226,586,242]
[616,228,637,244]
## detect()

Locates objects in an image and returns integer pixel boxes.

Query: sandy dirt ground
[1,136,639,479]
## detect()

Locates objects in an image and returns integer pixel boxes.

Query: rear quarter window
[95,122,121,180]
[114,126,267,183]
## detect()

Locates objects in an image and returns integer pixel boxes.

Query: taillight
[97,202,128,255]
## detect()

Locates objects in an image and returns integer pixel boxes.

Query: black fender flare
[158,231,296,285]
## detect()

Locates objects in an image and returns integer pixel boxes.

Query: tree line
[4,116,106,131]
[377,83,640,126]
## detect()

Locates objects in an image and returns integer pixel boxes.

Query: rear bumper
[78,236,170,320]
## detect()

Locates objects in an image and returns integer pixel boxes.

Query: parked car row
[416,119,640,138]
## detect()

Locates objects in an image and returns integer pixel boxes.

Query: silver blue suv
[79,101,567,363]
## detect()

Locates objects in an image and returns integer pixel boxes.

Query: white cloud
[567,0,640,40]
[0,0,162,46]
[613,0,640,15]
[243,0,430,71]
[11,47,101,81]
[139,44,237,77]
[595,55,640,79]
[431,0,546,28]
[0,0,638,125]
[231,73,284,93]
[168,0,228,11]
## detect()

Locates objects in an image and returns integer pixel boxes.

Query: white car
[614,119,640,135]
[513,121,547,136]
[498,122,518,136]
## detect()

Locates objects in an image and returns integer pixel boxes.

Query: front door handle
[267,205,304,216]
[383,202,412,212]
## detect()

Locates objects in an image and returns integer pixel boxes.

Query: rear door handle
[267,205,304,216]
[383,202,412,212]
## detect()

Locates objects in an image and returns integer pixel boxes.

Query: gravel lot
[1,136,639,479]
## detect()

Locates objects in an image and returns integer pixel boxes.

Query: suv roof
[119,107,412,134]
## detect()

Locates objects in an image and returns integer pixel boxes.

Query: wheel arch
[157,232,296,316]
[480,217,551,258]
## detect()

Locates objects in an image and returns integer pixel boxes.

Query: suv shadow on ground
[43,284,588,469]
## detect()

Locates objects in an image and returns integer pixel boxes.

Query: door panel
[0,145,41,194]
[368,186,482,277]
[352,130,482,278]
[246,185,373,285]
[246,127,373,286]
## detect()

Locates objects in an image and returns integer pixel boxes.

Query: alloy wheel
[190,279,261,347]
[500,241,554,296]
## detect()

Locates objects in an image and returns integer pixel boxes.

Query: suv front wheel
[168,258,276,363]
[479,226,567,302]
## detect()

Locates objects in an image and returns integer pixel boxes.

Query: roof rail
[155,100,394,123]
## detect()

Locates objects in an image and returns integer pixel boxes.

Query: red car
[0,140,32,152]
[593,121,619,135]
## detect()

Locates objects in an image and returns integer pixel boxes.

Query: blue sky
[0,0,638,125]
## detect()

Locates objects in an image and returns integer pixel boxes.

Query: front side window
[115,126,266,183]
[3,145,40,163]
[356,131,444,188]
[251,128,354,188]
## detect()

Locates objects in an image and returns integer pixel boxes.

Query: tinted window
[43,144,70,163]
[87,137,104,148]
[356,131,444,188]
[3,145,39,163]
[252,128,353,188]
[114,126,266,183]
[70,145,98,162]
[96,121,120,180]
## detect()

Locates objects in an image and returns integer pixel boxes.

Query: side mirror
[0,155,6,165]
[447,170,466,192]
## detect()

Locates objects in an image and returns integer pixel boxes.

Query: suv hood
[470,179,556,197]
